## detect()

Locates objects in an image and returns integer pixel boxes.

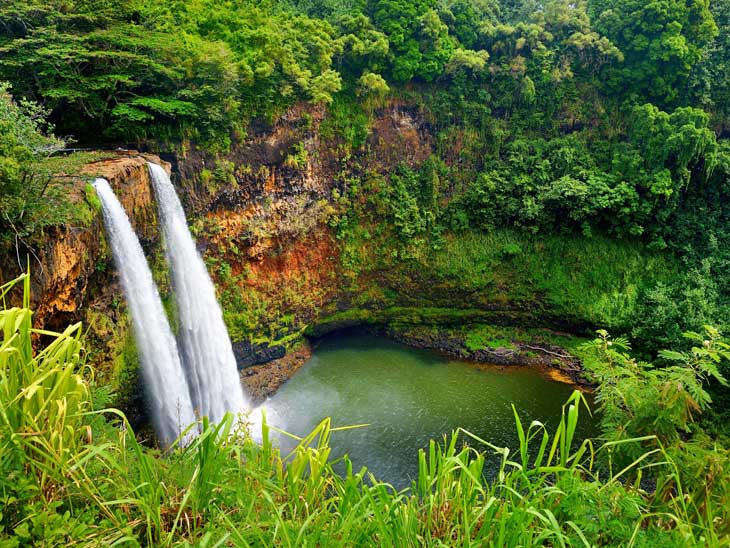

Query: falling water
[93,178,196,446]
[147,163,248,423]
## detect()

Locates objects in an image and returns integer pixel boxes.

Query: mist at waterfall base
[257,332,597,488]
[148,163,248,424]
[93,178,196,446]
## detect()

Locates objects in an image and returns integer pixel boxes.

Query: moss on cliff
[163,101,683,368]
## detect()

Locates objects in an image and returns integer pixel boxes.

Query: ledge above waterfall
[0,151,169,331]
[82,153,172,226]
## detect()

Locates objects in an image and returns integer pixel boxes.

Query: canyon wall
[1,101,634,407]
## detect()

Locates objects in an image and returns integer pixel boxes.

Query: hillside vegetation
[1,0,730,545]
[2,0,729,353]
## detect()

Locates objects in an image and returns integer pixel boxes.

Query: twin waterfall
[93,178,197,444]
[94,164,249,446]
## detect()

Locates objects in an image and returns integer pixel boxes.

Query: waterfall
[147,163,248,423]
[93,178,196,446]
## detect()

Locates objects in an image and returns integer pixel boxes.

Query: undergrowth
[2,273,729,546]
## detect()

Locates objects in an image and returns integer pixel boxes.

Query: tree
[0,83,65,248]
[356,71,390,110]
[368,0,456,82]
[437,0,499,48]
[589,0,718,105]
[0,0,345,145]
[333,14,390,78]
[446,48,490,76]
[687,0,730,132]
[0,1,238,145]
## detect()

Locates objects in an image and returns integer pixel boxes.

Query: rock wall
[10,154,168,331]
[158,101,442,350]
[0,100,596,407]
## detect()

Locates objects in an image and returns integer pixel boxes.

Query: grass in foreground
[1,273,729,547]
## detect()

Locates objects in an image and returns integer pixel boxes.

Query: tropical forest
[1,0,730,545]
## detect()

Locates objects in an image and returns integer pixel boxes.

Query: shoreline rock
[380,325,592,389]
[233,340,287,369]
[240,341,312,404]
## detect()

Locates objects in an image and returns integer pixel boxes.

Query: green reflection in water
[265,332,597,488]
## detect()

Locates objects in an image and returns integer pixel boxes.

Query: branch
[1,208,44,275]
[520,344,574,360]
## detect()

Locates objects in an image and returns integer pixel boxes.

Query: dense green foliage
[2,0,730,544]
[2,1,729,315]
[0,0,347,146]
[2,0,725,141]
[590,0,717,105]
[2,275,729,546]
[0,0,728,385]
[0,84,64,245]
[0,85,110,253]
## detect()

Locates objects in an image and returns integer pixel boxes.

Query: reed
[1,272,728,546]
[0,273,91,498]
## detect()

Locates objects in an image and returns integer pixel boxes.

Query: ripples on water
[260,332,596,488]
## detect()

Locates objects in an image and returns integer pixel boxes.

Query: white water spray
[93,178,196,446]
[147,163,248,423]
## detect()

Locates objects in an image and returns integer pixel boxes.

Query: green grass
[465,325,517,351]
[423,229,677,329]
[3,272,730,546]
[45,151,117,228]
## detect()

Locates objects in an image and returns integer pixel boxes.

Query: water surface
[263,332,596,487]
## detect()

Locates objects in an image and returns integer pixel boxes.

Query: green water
[264,332,596,487]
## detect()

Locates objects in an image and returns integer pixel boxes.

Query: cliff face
[159,101,442,353]
[3,100,595,406]
[15,154,167,332]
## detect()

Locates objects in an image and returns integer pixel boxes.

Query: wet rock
[232,340,286,369]
[241,342,312,404]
